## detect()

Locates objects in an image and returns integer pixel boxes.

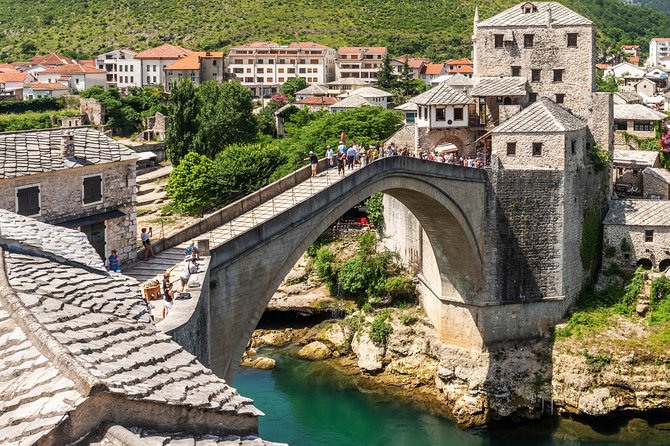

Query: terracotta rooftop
[492,97,587,133]
[288,42,331,49]
[604,199,670,226]
[165,52,225,71]
[40,63,105,74]
[621,45,641,49]
[652,38,670,43]
[451,66,474,74]
[24,82,69,90]
[446,58,473,66]
[0,128,137,179]
[394,55,429,69]
[296,96,338,105]
[424,63,445,75]
[337,47,387,56]
[29,53,75,67]
[0,70,26,83]
[0,210,268,445]
[478,2,592,27]
[411,83,473,106]
[134,43,193,60]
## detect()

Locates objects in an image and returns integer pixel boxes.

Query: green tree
[596,70,618,92]
[279,77,308,101]
[165,152,216,215]
[166,79,200,165]
[377,54,396,90]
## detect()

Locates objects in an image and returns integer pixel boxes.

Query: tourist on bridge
[346,144,357,170]
[337,140,346,156]
[337,150,346,176]
[308,150,318,177]
[162,272,174,319]
[326,145,334,169]
[185,241,199,259]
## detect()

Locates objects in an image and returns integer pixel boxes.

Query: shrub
[383,276,416,302]
[399,313,416,326]
[604,245,617,258]
[165,152,216,215]
[364,193,384,229]
[649,276,670,325]
[315,247,337,294]
[369,314,393,344]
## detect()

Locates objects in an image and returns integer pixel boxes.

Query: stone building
[164,51,226,92]
[613,103,667,149]
[642,167,670,200]
[0,210,282,445]
[474,1,595,116]
[603,200,670,271]
[0,128,137,262]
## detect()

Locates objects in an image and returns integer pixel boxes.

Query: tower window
[567,33,578,48]
[532,142,543,156]
[495,35,504,48]
[524,34,535,48]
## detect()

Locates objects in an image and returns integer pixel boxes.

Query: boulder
[452,393,489,428]
[297,341,333,360]
[316,322,352,353]
[351,330,385,373]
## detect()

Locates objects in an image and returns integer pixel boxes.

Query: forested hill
[620,0,670,14]
[1,0,668,62]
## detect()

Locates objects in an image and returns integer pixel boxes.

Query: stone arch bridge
[203,156,575,381]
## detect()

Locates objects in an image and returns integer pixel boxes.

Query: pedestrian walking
[141,227,154,261]
[326,145,334,169]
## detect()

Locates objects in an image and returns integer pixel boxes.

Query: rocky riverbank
[242,239,670,430]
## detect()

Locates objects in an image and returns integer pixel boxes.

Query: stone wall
[80,97,105,126]
[604,224,670,270]
[0,161,137,261]
[492,132,568,169]
[643,169,670,199]
[475,22,595,116]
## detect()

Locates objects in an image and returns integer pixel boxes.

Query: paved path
[125,166,357,285]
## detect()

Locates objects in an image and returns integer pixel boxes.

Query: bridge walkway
[124,166,356,284]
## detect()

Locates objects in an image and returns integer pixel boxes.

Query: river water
[234,353,670,446]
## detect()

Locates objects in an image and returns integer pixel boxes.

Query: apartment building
[335,47,387,84]
[95,49,142,89]
[164,52,226,91]
[134,43,193,87]
[649,38,670,69]
[226,42,336,97]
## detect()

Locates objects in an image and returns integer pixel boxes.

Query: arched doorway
[636,258,653,270]
[659,258,670,272]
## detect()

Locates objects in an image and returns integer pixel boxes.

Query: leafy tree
[279,77,308,101]
[377,54,396,90]
[596,70,618,92]
[166,79,200,165]
[165,152,216,215]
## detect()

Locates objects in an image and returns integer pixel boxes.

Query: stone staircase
[385,124,416,150]
[124,245,188,284]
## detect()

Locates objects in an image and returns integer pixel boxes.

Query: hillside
[0,0,669,62]
[620,0,670,14]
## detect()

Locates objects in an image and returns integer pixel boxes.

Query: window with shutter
[16,185,40,216]
[83,175,103,204]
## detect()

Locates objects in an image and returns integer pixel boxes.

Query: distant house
[613,103,667,148]
[295,96,338,112]
[35,63,106,94]
[22,82,69,100]
[421,63,446,84]
[295,84,330,101]
[649,38,670,70]
[330,94,374,112]
[395,102,417,124]
[336,86,393,109]
[445,58,474,78]
[430,73,474,94]
[635,78,658,97]
[95,49,142,89]
[613,149,660,193]
[413,83,473,130]
[15,53,75,75]
[134,43,193,87]
[390,55,428,79]
[335,47,387,84]
[325,77,369,95]
[604,62,646,80]
[0,128,138,261]
[0,70,28,99]
[603,200,670,271]
[164,51,226,92]
[621,45,641,65]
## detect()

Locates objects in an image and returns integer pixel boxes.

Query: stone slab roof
[643,167,670,184]
[492,97,586,133]
[478,2,593,27]
[604,200,670,227]
[338,86,393,99]
[330,95,374,109]
[0,127,137,180]
[411,83,473,106]
[613,149,659,167]
[471,76,528,97]
[295,84,329,96]
[0,210,263,445]
[443,73,475,87]
[395,102,418,111]
[614,104,668,121]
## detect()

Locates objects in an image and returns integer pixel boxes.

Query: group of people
[418,150,487,168]
[161,241,200,319]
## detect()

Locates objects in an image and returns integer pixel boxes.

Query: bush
[369,314,393,344]
[307,231,336,258]
[383,276,416,302]
[315,247,337,294]
[650,276,670,325]
[364,193,384,229]
[0,97,63,114]
[165,152,216,215]
[620,238,632,253]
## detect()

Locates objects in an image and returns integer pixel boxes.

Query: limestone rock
[316,322,352,353]
[241,355,276,370]
[452,393,489,428]
[351,330,385,373]
[577,387,618,415]
[297,341,332,360]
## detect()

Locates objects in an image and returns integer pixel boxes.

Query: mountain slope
[0,0,668,62]
[620,0,670,14]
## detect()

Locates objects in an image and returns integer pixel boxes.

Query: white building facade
[95,49,142,89]
[134,44,193,87]
[227,42,336,97]
[649,38,670,70]
[335,47,387,84]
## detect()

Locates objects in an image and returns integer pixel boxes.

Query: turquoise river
[233,353,670,446]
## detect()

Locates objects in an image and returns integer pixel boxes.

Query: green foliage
[0,97,63,114]
[80,85,166,136]
[307,231,336,258]
[364,193,384,229]
[279,77,308,101]
[649,276,670,325]
[621,131,661,151]
[604,245,617,258]
[369,314,393,344]
[0,109,78,131]
[165,152,216,215]
[580,206,601,274]
[383,277,416,302]
[582,349,611,372]
[315,247,337,294]
[589,143,612,172]
[166,79,200,165]
[596,71,618,92]
[377,54,395,90]
[399,313,417,326]
[620,238,632,253]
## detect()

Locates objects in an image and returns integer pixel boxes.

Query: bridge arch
[209,157,488,380]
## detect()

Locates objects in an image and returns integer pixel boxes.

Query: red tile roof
[288,42,331,49]
[394,55,429,69]
[626,56,640,65]
[337,47,387,56]
[134,44,193,60]
[595,63,610,70]
[78,59,97,68]
[297,96,338,105]
[451,66,474,74]
[41,63,105,74]
[164,52,225,71]
[446,58,473,66]
[29,53,75,66]
[25,82,69,90]
[652,38,670,43]
[621,45,641,49]
[0,71,26,83]
[424,63,445,75]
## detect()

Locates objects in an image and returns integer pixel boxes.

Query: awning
[435,143,458,153]
[57,209,126,229]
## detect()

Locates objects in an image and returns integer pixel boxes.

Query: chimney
[546,7,552,28]
[61,130,75,158]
